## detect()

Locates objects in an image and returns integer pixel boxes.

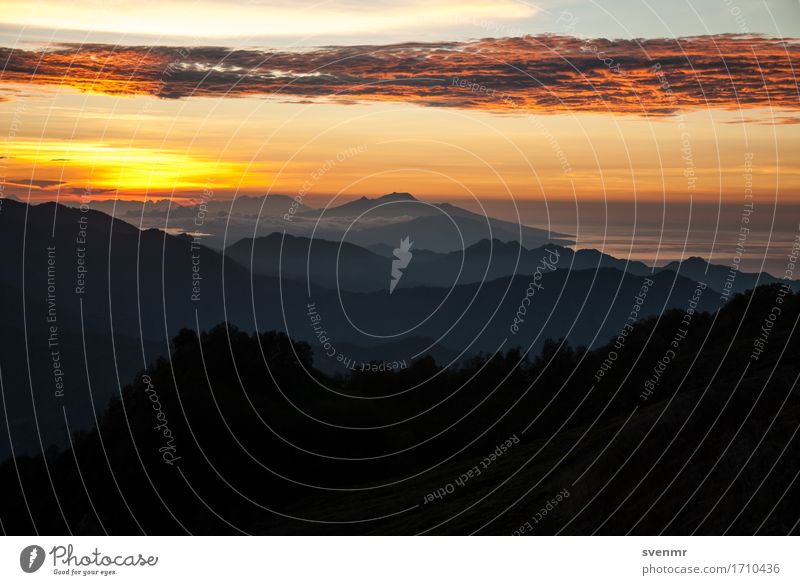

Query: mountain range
[226,232,797,296]
[0,195,794,459]
[58,191,571,251]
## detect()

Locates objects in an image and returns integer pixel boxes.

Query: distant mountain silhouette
[308,192,421,217]
[225,232,409,292]
[660,256,793,295]
[365,242,396,257]
[226,233,797,296]
[63,192,572,253]
[88,194,312,221]
[294,192,571,251]
[75,194,313,249]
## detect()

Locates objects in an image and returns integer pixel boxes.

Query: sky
[0,0,798,269]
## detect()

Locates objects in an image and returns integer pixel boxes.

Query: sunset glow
[0,2,797,208]
[3,140,253,196]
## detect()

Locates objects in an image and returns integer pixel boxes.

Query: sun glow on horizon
[2,140,260,194]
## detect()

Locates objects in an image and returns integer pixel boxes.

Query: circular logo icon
[20,545,45,573]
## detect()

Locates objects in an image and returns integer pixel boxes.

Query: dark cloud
[64,186,116,194]
[2,178,67,189]
[0,34,797,115]
[724,114,800,125]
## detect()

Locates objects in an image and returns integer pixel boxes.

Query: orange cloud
[1,35,798,115]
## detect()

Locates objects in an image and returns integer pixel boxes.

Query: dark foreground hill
[0,285,797,535]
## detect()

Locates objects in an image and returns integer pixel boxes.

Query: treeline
[1,284,798,534]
